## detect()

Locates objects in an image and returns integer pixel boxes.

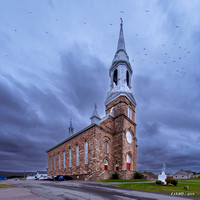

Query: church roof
[46,124,97,152]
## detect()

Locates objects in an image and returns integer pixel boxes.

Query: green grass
[178,178,200,183]
[0,184,13,189]
[98,179,149,183]
[117,182,200,198]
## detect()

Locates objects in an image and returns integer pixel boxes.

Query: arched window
[63,151,66,169]
[85,141,88,165]
[104,159,108,170]
[58,153,60,169]
[54,155,56,170]
[126,154,131,170]
[50,156,52,171]
[69,148,72,168]
[126,71,129,87]
[105,141,108,154]
[113,69,118,85]
[76,145,79,166]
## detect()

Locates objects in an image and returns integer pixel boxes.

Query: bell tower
[105,19,137,173]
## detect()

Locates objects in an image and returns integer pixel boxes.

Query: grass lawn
[0,184,13,189]
[178,178,200,183]
[117,182,200,198]
[98,179,149,183]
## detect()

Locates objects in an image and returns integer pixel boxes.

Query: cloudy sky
[0,0,200,174]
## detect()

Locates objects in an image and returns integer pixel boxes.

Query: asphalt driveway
[0,180,198,200]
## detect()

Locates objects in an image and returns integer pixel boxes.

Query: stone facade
[47,21,137,180]
[47,95,137,180]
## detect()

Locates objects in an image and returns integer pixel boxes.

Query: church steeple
[105,19,136,106]
[117,18,126,51]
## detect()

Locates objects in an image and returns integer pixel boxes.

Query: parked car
[52,175,73,181]
[39,176,53,181]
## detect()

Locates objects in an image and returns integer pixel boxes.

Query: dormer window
[113,69,118,85]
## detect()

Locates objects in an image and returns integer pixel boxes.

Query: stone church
[47,21,137,180]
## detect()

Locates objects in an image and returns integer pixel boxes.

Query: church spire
[112,19,130,66]
[117,18,126,51]
[68,119,74,136]
[105,19,136,107]
[90,103,101,125]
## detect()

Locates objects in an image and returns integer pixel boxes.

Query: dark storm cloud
[56,44,108,117]
[0,0,200,174]
[0,73,68,170]
[0,44,108,171]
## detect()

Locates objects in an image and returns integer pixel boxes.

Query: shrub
[166,178,178,186]
[155,180,164,185]
[134,171,144,179]
[170,179,178,186]
[111,172,119,179]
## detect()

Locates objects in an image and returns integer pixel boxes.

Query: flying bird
[176,26,179,28]
[109,24,112,26]
[162,44,165,46]
[143,48,146,50]
[120,11,124,13]
[145,10,149,12]
[84,22,86,24]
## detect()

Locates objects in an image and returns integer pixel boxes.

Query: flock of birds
[5,10,192,77]
[133,42,191,76]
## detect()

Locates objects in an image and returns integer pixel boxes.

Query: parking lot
[0,180,198,200]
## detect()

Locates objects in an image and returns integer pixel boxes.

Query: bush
[166,178,178,186]
[155,180,164,185]
[170,179,178,186]
[111,172,119,179]
[134,171,144,179]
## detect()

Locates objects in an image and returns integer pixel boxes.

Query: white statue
[158,163,167,184]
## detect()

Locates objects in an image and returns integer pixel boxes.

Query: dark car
[52,175,73,181]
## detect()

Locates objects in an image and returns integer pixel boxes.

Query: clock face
[126,131,132,144]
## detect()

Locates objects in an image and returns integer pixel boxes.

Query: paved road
[1,180,198,200]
